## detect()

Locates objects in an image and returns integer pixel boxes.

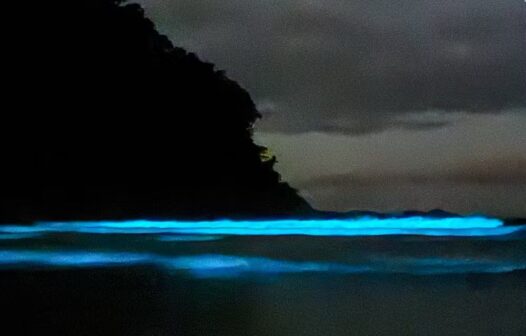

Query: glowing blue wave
[1,217,523,278]
[157,235,224,242]
[0,250,151,267]
[166,254,526,278]
[166,255,371,278]
[1,250,525,277]
[1,216,522,237]
[0,233,43,240]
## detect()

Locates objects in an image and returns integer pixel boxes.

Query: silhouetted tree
[1,0,311,222]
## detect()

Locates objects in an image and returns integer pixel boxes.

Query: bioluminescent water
[1,216,525,278]
[2,250,526,278]
[0,216,521,236]
[2,217,526,336]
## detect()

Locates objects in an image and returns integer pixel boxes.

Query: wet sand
[2,267,525,336]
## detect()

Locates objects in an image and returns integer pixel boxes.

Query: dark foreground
[2,268,526,336]
[1,227,525,335]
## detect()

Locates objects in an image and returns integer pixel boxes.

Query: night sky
[137,0,526,217]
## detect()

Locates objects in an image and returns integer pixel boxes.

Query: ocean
[1,218,525,335]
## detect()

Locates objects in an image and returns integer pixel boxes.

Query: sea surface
[1,217,526,335]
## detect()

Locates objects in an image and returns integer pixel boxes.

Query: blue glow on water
[0,250,151,267]
[0,233,43,240]
[166,255,526,278]
[0,226,40,234]
[165,254,371,278]
[1,216,522,237]
[1,217,524,277]
[1,250,525,277]
[157,235,224,242]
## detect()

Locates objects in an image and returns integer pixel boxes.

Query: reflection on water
[1,218,525,335]
[1,250,526,278]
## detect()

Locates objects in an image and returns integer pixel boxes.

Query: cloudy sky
[137,0,526,217]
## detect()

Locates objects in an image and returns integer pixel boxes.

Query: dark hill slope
[1,0,311,222]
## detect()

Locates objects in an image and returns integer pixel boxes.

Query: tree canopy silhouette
[1,0,311,222]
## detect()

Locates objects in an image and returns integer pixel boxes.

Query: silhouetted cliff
[1,0,311,222]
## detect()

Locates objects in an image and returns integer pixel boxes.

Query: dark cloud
[298,158,526,189]
[295,158,526,217]
[138,0,526,134]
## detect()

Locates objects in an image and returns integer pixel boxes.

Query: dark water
[1,220,526,335]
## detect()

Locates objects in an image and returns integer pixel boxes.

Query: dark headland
[1,0,313,223]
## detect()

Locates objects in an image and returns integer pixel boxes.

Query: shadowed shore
[2,267,525,336]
